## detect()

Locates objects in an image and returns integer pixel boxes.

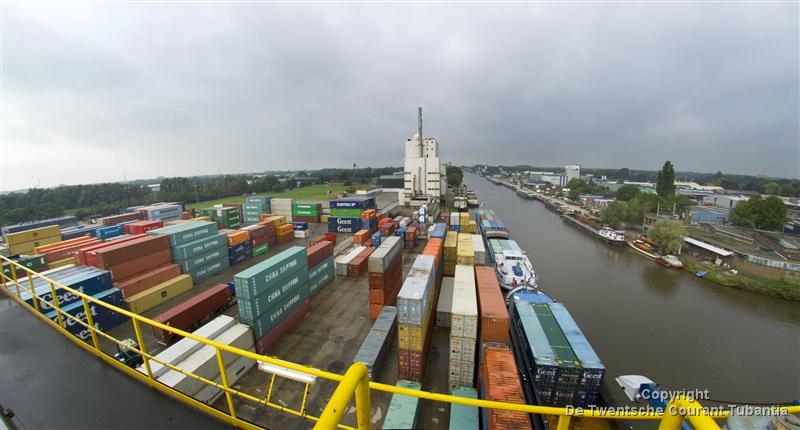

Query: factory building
[403,108,446,206]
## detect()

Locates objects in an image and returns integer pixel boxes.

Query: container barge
[561,212,626,245]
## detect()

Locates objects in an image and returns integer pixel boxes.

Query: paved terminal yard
[92,219,453,429]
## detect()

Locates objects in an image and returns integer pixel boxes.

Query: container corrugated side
[396,255,435,326]
[233,246,307,300]
[436,277,455,327]
[171,232,227,261]
[450,388,479,430]
[382,380,421,429]
[367,236,401,273]
[308,256,334,295]
[353,306,397,378]
[451,265,478,339]
[124,274,193,313]
[335,246,366,276]
[237,269,309,323]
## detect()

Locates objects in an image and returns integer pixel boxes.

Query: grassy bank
[184,184,369,211]
[686,261,800,301]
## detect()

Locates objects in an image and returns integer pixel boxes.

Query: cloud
[2,2,797,190]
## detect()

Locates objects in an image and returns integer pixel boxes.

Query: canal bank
[465,171,800,406]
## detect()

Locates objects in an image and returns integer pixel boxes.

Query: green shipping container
[2,254,48,279]
[449,388,479,430]
[171,232,227,261]
[292,202,320,216]
[330,208,363,217]
[248,288,309,339]
[185,256,230,282]
[178,245,228,273]
[252,243,269,256]
[307,256,334,295]
[234,246,308,301]
[382,380,421,429]
[238,269,309,323]
[148,221,217,247]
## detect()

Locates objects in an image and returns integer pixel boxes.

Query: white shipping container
[194,351,257,404]
[293,230,309,239]
[396,256,435,325]
[450,212,460,226]
[471,235,487,266]
[451,265,478,339]
[158,324,254,396]
[436,277,455,327]
[143,315,235,378]
[367,236,401,273]
[335,246,365,276]
[448,358,475,388]
[449,336,476,362]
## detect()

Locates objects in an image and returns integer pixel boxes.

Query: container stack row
[306,240,334,296]
[443,231,458,276]
[511,298,606,407]
[449,264,478,388]
[2,216,78,235]
[234,246,310,354]
[244,196,272,224]
[240,224,270,256]
[270,198,293,223]
[328,197,376,233]
[368,236,402,319]
[479,347,532,430]
[199,207,241,229]
[292,202,322,223]
[397,255,436,383]
[353,305,397,379]
[456,233,475,266]
[5,265,125,342]
[225,230,252,266]
[335,246,366,276]
[34,236,102,268]
[149,221,229,285]
[378,217,396,236]
[3,225,62,255]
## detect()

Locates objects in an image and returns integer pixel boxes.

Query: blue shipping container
[329,197,376,210]
[45,288,125,341]
[292,222,309,231]
[327,217,362,227]
[228,240,252,257]
[20,268,113,314]
[96,224,125,240]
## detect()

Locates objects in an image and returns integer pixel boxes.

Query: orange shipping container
[45,239,102,263]
[226,230,250,247]
[475,266,510,345]
[423,238,443,267]
[353,229,370,245]
[276,223,294,235]
[259,213,277,221]
[34,236,96,254]
[114,264,183,298]
[481,347,531,430]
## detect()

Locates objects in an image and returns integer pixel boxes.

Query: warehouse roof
[684,237,734,257]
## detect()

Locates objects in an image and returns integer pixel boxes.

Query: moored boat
[516,189,536,199]
[628,239,661,260]
[657,254,684,268]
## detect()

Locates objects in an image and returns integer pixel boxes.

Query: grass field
[686,261,800,301]
[184,184,369,211]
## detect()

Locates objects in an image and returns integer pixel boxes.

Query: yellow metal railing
[2,256,797,430]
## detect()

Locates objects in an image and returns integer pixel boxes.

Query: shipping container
[382,380,422,429]
[1,254,47,280]
[347,246,373,277]
[125,220,164,235]
[367,236,401,273]
[141,315,235,378]
[255,299,310,354]
[91,235,170,268]
[152,283,233,344]
[115,264,183,298]
[2,216,77,235]
[237,269,309,323]
[108,249,173,282]
[307,256,334,295]
[307,241,334,268]
[96,224,125,240]
[353,306,397,379]
[178,245,229,273]
[246,289,309,339]
[480,347,531,430]
[329,197,376,210]
[436,277,455,327]
[450,388,479,430]
[233,246,307,301]
[44,287,125,341]
[451,265,478,339]
[472,235,487,266]
[4,225,61,246]
[475,266,510,345]
[124,274,193,313]
[148,221,217,247]
[17,266,112,313]
[185,257,229,283]
[335,246,366,276]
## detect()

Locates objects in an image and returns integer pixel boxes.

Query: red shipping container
[45,239,102,263]
[100,212,142,226]
[124,220,164,235]
[76,234,147,265]
[307,241,334,268]
[241,225,267,239]
[369,303,383,319]
[347,247,373,277]
[107,249,173,282]
[265,229,277,246]
[251,236,267,247]
[92,235,170,268]
[152,284,232,344]
[255,300,311,354]
[293,215,320,224]
[115,264,182,298]
[309,234,327,246]
[258,219,276,230]
[181,211,192,220]
[476,266,510,345]
[481,347,531,430]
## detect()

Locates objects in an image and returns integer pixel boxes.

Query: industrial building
[403,108,446,206]
[702,195,750,209]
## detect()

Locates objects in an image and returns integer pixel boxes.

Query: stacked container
[139,204,183,222]
[378,218,396,236]
[152,283,233,344]
[200,207,241,229]
[292,221,309,239]
[271,198,293,223]
[472,235,487,266]
[335,246,365,276]
[361,209,378,233]
[226,230,252,266]
[479,347,532,430]
[240,224,269,256]
[149,221,229,283]
[4,225,62,255]
[2,254,47,279]
[456,233,475,266]
[234,246,309,351]
[449,264,478,388]
[61,224,102,240]
[450,212,461,232]
[443,231,458,276]
[511,300,605,407]
[370,232,382,248]
[306,241,334,296]
[292,202,322,223]
[99,213,142,226]
[125,220,164,235]
[353,229,371,245]
[34,237,101,267]
[347,246,374,277]
[404,227,418,249]
[436,277,455,327]
[368,236,402,319]
[275,223,294,244]
[397,255,436,383]
[382,380,422,429]
[96,224,125,240]
[244,196,272,224]
[353,305,397,379]
[450,387,479,430]
[328,197,376,233]
[257,215,280,247]
[475,266,510,366]
[8,266,125,341]
[429,223,447,240]
[422,238,443,291]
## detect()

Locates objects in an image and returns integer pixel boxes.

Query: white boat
[658,254,684,268]
[495,249,538,291]
[597,227,626,245]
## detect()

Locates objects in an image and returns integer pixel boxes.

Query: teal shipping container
[177,245,228,273]
[237,269,309,322]
[449,388,479,429]
[171,232,228,261]
[247,288,309,339]
[307,256,334,295]
[148,221,217,247]
[234,246,307,301]
[185,256,230,282]
[382,380,422,429]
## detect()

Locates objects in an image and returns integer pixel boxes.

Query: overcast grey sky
[1,2,798,190]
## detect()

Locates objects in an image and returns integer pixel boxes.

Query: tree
[615,184,640,201]
[655,161,676,197]
[764,182,780,195]
[651,220,686,254]
[600,201,628,229]
[446,166,463,187]
[730,195,788,231]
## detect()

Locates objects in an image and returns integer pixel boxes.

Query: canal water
[463,171,800,406]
